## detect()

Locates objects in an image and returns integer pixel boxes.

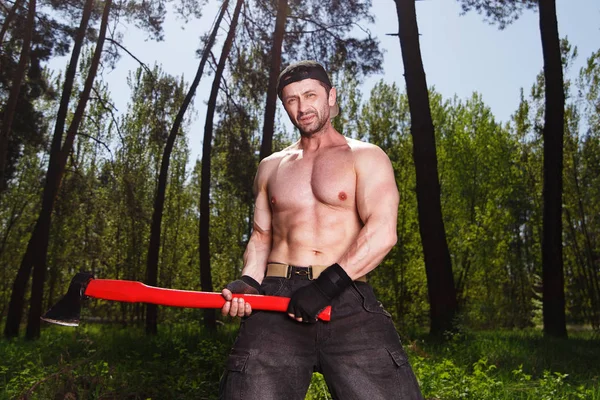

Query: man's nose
[297,98,310,113]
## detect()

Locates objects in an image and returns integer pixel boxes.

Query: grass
[1,324,599,399]
[409,329,600,399]
[1,324,235,399]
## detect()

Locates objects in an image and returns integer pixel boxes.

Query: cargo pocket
[219,352,250,399]
[227,352,249,371]
[385,347,424,399]
[386,347,409,368]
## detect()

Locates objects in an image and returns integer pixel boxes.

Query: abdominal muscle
[268,203,363,267]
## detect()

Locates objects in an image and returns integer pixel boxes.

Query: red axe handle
[85,279,332,321]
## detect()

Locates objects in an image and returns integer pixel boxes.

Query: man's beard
[294,109,329,137]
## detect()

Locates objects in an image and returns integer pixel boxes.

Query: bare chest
[268,151,356,210]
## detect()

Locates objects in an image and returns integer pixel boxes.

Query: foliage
[357,81,428,328]
[229,0,382,126]
[1,327,599,399]
[457,0,537,30]
[413,329,600,399]
[0,324,234,399]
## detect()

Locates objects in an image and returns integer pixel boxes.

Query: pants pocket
[351,282,392,318]
[385,347,424,400]
[260,276,285,296]
[386,347,409,367]
[219,352,250,399]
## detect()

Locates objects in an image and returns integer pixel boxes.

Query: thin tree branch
[286,14,345,41]
[208,50,219,74]
[286,22,353,36]
[77,127,114,159]
[106,37,154,79]
[219,74,245,114]
[91,86,125,145]
[0,1,11,13]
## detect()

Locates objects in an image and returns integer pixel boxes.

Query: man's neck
[298,124,342,152]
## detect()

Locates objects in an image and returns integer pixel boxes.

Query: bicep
[355,148,399,224]
[252,163,272,234]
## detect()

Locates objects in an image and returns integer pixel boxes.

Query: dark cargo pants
[219,273,424,400]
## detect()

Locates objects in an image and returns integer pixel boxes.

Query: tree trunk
[0,0,24,44]
[0,0,36,191]
[199,0,243,331]
[259,0,288,160]
[3,0,95,339]
[539,0,567,339]
[393,0,458,337]
[25,0,111,340]
[145,0,229,335]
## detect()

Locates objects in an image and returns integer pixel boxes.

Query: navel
[338,191,347,201]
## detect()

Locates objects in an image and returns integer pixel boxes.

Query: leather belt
[266,263,367,282]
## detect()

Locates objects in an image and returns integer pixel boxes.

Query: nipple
[338,192,347,201]
[271,196,277,205]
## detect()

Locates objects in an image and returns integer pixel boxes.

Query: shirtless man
[219,61,423,399]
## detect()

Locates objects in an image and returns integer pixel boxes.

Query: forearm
[287,219,396,322]
[241,227,272,284]
[337,216,397,280]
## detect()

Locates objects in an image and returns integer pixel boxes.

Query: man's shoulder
[256,144,299,178]
[345,138,389,161]
[260,145,297,165]
[346,137,379,151]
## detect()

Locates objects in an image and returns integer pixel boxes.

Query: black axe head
[41,272,94,326]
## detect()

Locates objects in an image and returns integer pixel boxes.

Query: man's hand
[287,264,352,323]
[286,283,329,323]
[221,276,261,318]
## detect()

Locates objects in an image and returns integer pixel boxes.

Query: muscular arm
[222,159,273,317]
[241,194,272,283]
[242,160,273,282]
[338,146,399,280]
[286,145,398,322]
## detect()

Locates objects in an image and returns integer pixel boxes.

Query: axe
[41,272,331,326]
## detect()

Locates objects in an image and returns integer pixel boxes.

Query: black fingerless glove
[225,275,261,295]
[287,263,352,323]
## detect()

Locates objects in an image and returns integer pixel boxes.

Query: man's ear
[329,87,337,107]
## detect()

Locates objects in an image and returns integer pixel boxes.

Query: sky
[49,0,600,165]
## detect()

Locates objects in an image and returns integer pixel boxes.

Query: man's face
[281,79,336,137]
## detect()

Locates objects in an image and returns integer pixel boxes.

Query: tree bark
[539,0,567,338]
[393,0,458,337]
[145,0,229,335]
[0,0,36,190]
[199,0,244,331]
[3,0,95,339]
[259,0,288,160]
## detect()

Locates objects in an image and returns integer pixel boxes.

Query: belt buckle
[295,267,313,280]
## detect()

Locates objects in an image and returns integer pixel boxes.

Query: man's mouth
[299,114,316,123]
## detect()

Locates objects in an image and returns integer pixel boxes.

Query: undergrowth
[1,324,599,399]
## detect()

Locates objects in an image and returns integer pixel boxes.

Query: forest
[1,0,600,399]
